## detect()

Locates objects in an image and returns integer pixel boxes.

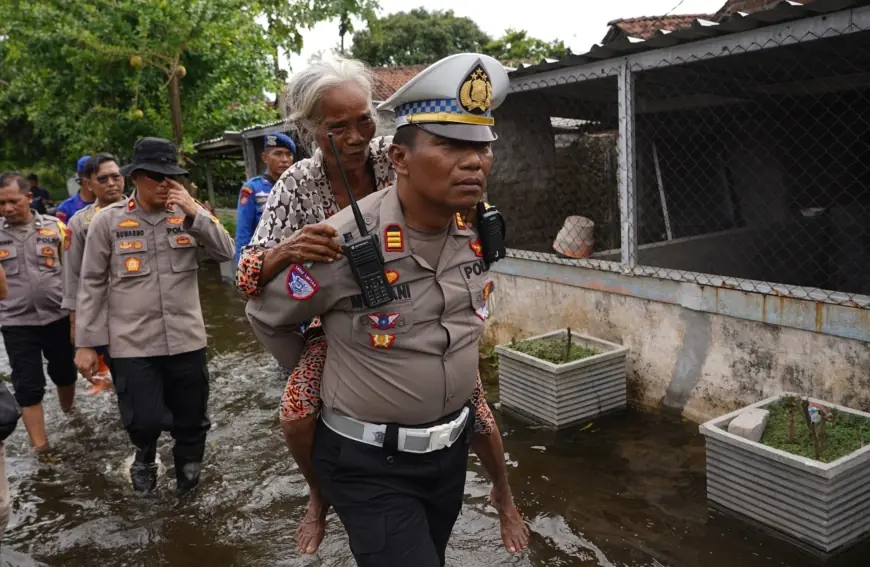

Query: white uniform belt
[321,406,470,454]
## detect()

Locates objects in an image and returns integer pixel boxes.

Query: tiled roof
[606,14,714,41]
[371,65,427,102]
[715,0,810,19]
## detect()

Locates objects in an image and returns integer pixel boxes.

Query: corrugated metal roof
[510,0,868,78]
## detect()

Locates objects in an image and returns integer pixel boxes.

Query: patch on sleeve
[369,333,396,349]
[367,313,400,330]
[239,186,252,206]
[469,238,483,258]
[55,211,67,222]
[384,224,404,252]
[286,264,319,300]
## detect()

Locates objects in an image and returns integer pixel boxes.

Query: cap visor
[415,123,498,143]
[120,163,189,177]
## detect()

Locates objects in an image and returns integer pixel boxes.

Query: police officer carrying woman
[248,53,528,566]
[75,138,235,493]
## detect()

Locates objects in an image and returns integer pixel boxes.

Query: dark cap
[120,137,188,177]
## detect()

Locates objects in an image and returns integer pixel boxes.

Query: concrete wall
[483,265,870,423]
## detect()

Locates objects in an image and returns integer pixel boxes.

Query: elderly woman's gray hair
[285,56,376,148]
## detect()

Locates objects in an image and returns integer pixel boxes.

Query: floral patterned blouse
[237,135,495,435]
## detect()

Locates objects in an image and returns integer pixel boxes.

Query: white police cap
[377,53,508,143]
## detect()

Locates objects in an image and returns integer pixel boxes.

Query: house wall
[483,263,870,423]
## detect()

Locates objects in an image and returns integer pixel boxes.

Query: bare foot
[296,493,328,554]
[490,485,530,553]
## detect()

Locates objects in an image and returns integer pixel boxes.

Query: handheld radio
[476,200,507,267]
[327,134,394,308]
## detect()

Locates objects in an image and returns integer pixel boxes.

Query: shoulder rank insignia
[286,264,319,300]
[370,333,396,349]
[124,257,141,273]
[458,63,493,115]
[239,186,252,206]
[385,269,399,285]
[118,219,140,229]
[127,199,137,212]
[470,238,483,257]
[368,313,400,330]
[384,224,404,252]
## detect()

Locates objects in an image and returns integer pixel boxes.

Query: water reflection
[1,264,868,566]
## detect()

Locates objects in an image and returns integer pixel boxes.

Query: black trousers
[312,413,473,567]
[1,316,77,407]
[111,349,211,465]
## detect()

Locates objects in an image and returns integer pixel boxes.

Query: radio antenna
[328,133,368,237]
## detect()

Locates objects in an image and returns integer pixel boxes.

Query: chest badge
[41,247,55,257]
[286,264,319,300]
[124,257,142,273]
[385,269,399,285]
[176,236,192,246]
[470,238,483,258]
[38,228,57,237]
[118,219,140,229]
[167,216,184,225]
[368,313,399,330]
[0,250,8,259]
[44,257,56,268]
[384,224,404,252]
[475,280,494,321]
[369,334,396,349]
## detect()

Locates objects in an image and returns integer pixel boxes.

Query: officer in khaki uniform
[63,153,126,387]
[247,53,528,567]
[74,138,235,494]
[0,172,77,452]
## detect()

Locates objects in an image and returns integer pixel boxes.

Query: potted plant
[494,328,628,430]
[699,393,870,554]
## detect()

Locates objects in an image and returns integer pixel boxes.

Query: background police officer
[74,138,235,493]
[234,133,296,265]
[63,153,126,387]
[0,172,77,452]
[55,156,97,223]
[247,54,528,566]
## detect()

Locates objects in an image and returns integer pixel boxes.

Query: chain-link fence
[490,17,870,308]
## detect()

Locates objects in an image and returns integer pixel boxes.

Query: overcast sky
[284,0,726,70]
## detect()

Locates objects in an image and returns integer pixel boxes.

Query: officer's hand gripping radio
[327,134,394,308]
[476,200,506,268]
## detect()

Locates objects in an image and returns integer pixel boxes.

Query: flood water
[2,263,869,566]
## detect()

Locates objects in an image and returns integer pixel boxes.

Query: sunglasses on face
[95,173,123,184]
[144,171,181,183]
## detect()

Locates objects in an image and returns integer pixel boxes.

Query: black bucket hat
[120,137,189,177]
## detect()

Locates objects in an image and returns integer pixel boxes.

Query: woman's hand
[277,224,343,265]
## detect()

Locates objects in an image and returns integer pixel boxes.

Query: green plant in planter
[507,328,599,364]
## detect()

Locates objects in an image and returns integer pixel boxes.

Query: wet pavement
[2,263,869,566]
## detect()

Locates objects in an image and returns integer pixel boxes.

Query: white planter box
[699,393,870,554]
[494,329,628,430]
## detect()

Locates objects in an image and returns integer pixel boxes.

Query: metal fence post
[618,60,638,268]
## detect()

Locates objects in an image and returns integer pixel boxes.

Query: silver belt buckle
[426,422,455,452]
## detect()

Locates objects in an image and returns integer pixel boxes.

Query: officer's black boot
[173,442,204,495]
[130,444,158,493]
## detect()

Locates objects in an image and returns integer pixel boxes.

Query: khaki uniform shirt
[246,186,494,425]
[75,196,235,358]
[0,212,69,326]
[62,203,102,310]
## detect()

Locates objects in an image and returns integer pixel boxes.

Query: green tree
[483,28,571,66]
[350,8,490,66]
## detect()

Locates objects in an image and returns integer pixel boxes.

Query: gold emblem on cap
[459,64,493,115]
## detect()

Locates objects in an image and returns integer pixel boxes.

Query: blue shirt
[54,191,93,224]
[234,174,275,265]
